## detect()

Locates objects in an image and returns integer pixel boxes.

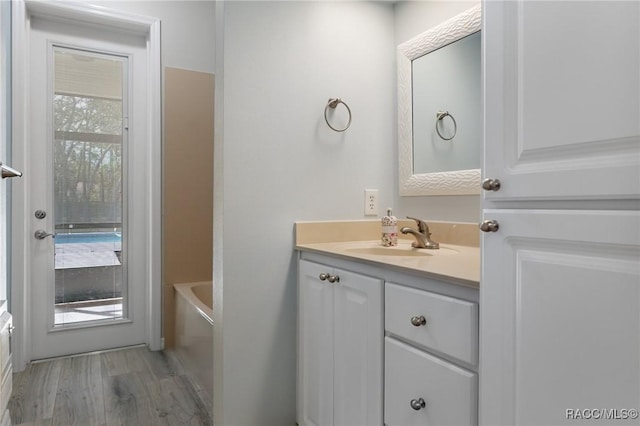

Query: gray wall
[92,0,215,73]
[215,1,395,424]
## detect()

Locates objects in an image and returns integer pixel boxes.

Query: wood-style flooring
[8,346,212,426]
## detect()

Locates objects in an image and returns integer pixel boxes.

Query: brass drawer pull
[410,315,427,327]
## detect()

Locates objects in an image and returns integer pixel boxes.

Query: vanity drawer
[385,337,477,426]
[385,282,478,365]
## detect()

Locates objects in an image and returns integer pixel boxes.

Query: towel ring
[435,110,457,141]
[324,98,352,132]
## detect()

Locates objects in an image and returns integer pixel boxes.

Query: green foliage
[53,95,123,224]
[54,94,122,135]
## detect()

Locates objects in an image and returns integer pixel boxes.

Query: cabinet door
[480,210,640,425]
[385,338,477,426]
[483,1,640,201]
[298,260,335,426]
[333,268,383,426]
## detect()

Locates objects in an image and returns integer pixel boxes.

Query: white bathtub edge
[173,281,213,325]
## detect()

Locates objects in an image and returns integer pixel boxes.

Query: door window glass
[53,47,127,326]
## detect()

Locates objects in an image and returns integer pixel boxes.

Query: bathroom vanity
[295,221,479,426]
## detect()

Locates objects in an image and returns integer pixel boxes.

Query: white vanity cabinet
[297,251,480,426]
[385,283,478,426]
[481,1,640,425]
[297,259,383,426]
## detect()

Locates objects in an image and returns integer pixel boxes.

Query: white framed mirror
[398,4,481,196]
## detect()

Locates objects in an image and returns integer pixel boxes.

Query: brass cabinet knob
[410,315,427,327]
[410,398,426,410]
[319,273,339,283]
[479,220,500,233]
[482,178,501,191]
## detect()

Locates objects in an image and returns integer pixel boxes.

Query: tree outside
[53,94,123,230]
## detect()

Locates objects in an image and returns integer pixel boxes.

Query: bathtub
[174,281,213,400]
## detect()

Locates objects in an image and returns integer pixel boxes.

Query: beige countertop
[295,220,480,288]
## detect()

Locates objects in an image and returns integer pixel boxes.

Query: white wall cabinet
[297,259,383,426]
[480,210,640,425]
[481,1,640,425]
[483,0,639,201]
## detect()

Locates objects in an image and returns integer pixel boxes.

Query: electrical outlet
[364,189,378,216]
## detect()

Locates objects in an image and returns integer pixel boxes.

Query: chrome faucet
[401,216,439,249]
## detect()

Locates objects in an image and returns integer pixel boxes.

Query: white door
[480,210,640,425]
[18,7,155,360]
[483,0,640,201]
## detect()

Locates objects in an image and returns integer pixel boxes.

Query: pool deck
[55,298,123,324]
[55,241,122,269]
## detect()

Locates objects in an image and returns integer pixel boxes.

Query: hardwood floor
[8,346,212,426]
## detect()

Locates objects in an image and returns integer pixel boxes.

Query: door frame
[11,0,161,370]
[0,1,11,305]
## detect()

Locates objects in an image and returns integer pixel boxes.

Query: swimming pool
[55,232,122,244]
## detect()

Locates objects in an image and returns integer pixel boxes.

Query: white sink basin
[344,245,458,257]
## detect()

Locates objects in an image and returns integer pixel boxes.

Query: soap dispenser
[381,208,398,247]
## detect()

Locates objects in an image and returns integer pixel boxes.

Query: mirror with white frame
[398,4,481,196]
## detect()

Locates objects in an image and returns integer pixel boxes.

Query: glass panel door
[52,47,127,326]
